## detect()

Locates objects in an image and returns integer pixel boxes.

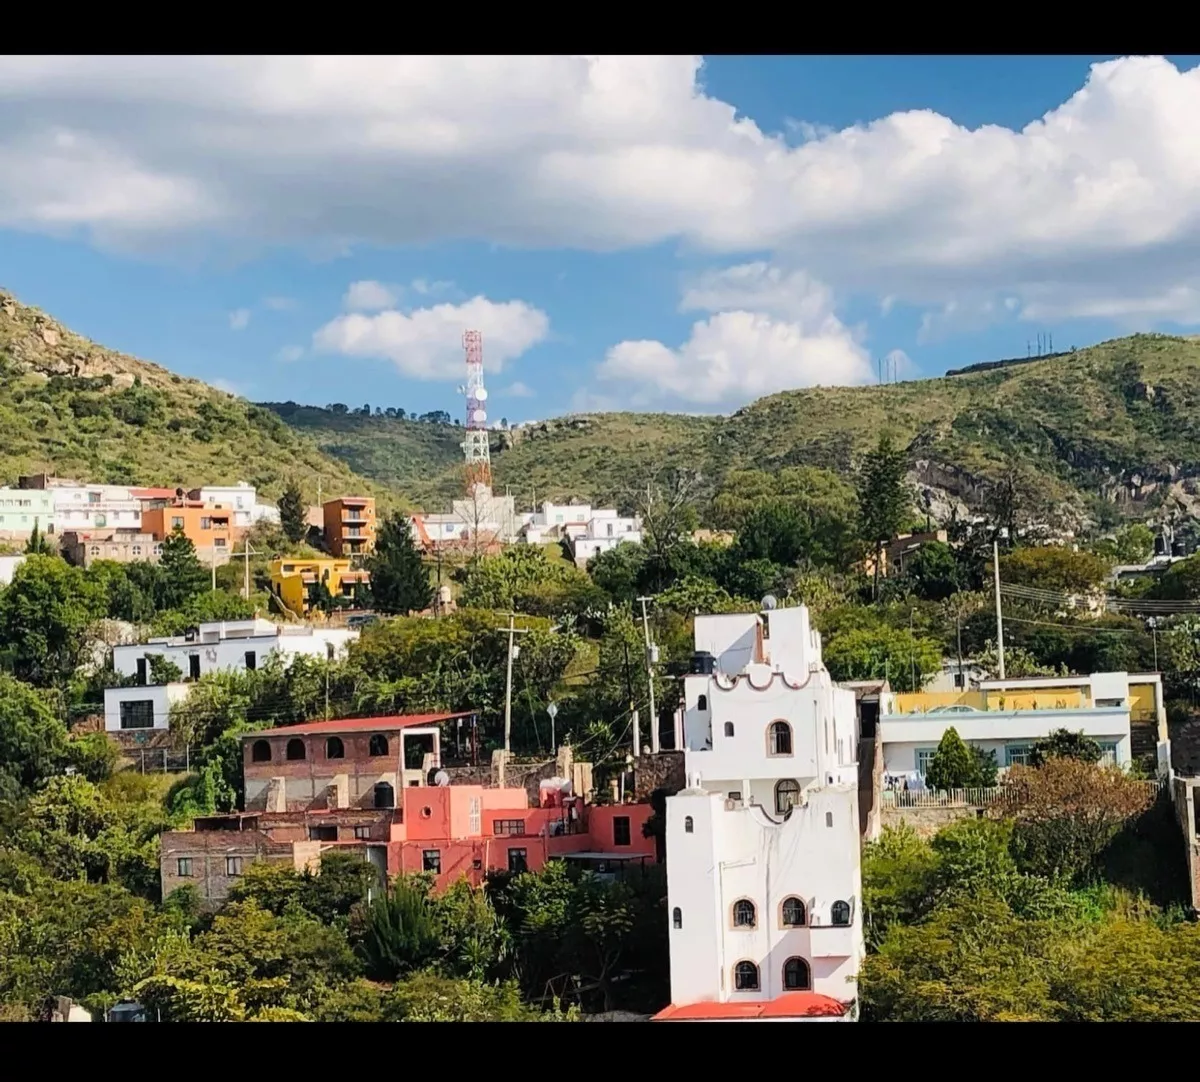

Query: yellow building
[269,557,371,616]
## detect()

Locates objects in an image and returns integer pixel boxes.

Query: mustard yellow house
[269,557,371,617]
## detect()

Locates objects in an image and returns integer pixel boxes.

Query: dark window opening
[494,819,525,836]
[733,961,759,991]
[286,738,306,761]
[326,736,345,759]
[781,897,806,927]
[244,651,256,671]
[176,858,193,877]
[369,734,389,757]
[373,782,395,809]
[251,740,271,762]
[135,657,147,685]
[119,700,155,730]
[684,816,694,833]
[309,825,337,841]
[831,900,851,926]
[724,721,734,737]
[697,694,708,711]
[783,957,811,991]
[769,720,793,756]
[733,899,756,928]
[423,849,441,873]
[188,654,200,680]
[613,816,631,846]
[672,906,683,929]
[472,857,482,870]
[507,847,528,873]
[775,779,801,816]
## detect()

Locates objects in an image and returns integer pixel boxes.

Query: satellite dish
[475,388,488,402]
[472,409,487,424]
[762,594,778,610]
[434,770,450,787]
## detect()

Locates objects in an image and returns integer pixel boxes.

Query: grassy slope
[0,290,403,511]
[266,334,1200,522]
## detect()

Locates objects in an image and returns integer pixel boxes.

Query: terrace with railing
[882,778,1164,810]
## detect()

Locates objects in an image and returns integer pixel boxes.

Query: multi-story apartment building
[142,497,241,565]
[18,475,145,533]
[654,602,863,1023]
[0,485,55,540]
[188,483,256,531]
[322,496,376,557]
[61,530,163,567]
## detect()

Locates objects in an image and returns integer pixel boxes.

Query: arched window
[733,961,760,991]
[775,779,801,816]
[783,957,811,990]
[286,738,306,761]
[732,899,756,928]
[672,907,682,929]
[684,816,694,833]
[251,740,271,763]
[724,721,734,738]
[369,734,389,757]
[374,782,395,809]
[831,899,851,926]
[326,737,345,759]
[768,720,793,756]
[781,896,806,927]
[697,694,708,711]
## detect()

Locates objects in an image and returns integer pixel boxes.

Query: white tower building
[653,601,864,1023]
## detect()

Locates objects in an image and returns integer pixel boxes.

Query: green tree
[925,727,987,791]
[278,480,308,545]
[0,554,105,687]
[147,654,184,684]
[0,673,71,799]
[901,541,961,601]
[367,513,434,616]
[822,624,941,692]
[355,878,440,980]
[1029,729,1103,767]
[158,530,210,610]
[458,545,602,619]
[385,971,571,1021]
[25,522,56,556]
[856,434,910,599]
[588,543,647,605]
[1001,545,1112,596]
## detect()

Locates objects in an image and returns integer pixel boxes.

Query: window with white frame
[915,748,938,776]
[1005,744,1033,767]
[225,856,243,876]
[1097,741,1119,766]
[468,797,481,834]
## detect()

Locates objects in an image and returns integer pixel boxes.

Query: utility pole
[637,596,659,754]
[993,539,1006,681]
[210,544,217,591]
[496,614,530,753]
[233,539,259,599]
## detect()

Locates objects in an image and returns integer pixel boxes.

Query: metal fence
[883,777,1165,810]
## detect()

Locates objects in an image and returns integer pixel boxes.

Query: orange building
[323,496,376,557]
[142,498,243,564]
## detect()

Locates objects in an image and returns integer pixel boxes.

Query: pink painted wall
[586,804,657,857]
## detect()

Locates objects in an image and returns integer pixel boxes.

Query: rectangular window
[244,651,256,671]
[171,516,184,529]
[915,748,938,776]
[132,545,141,555]
[493,819,525,836]
[136,657,147,686]
[423,849,441,873]
[507,848,528,874]
[119,700,155,730]
[200,517,211,530]
[1097,741,1119,767]
[1005,744,1033,768]
[188,654,201,680]
[309,825,338,841]
[468,797,481,835]
[613,816,631,847]
[214,537,227,548]
[225,856,243,876]
[353,826,371,840]
[176,857,193,877]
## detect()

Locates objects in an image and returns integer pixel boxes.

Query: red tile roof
[130,487,179,499]
[243,713,472,739]
[652,993,849,1022]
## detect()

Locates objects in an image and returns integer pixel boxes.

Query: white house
[0,486,56,539]
[654,603,863,1023]
[49,482,143,533]
[112,618,358,684]
[879,670,1146,782]
[410,484,519,548]
[104,683,190,733]
[190,483,256,531]
[0,554,26,586]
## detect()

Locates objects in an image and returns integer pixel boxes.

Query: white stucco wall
[104,683,191,731]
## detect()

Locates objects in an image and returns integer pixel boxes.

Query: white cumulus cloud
[344,280,399,312]
[276,345,304,362]
[502,381,536,398]
[0,55,1196,326]
[228,308,250,331]
[313,295,549,380]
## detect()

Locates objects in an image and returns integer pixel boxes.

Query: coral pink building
[161,713,655,905]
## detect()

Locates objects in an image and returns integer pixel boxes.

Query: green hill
[265,335,1200,533]
[0,289,400,511]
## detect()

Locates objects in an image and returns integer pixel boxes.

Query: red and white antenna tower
[460,329,492,492]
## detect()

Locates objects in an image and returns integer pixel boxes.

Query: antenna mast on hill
[460,330,492,494]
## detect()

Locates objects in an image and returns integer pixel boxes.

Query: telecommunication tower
[459,330,492,491]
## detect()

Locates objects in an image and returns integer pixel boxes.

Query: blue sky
[1,54,1199,421]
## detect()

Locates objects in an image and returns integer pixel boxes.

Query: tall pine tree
[278,480,307,544]
[856,434,910,600]
[159,529,210,609]
[367,513,433,615]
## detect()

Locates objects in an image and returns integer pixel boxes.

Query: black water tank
[1173,541,1186,557]
[691,651,716,675]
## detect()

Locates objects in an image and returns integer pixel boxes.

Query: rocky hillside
[0,290,399,510]
[266,334,1200,534]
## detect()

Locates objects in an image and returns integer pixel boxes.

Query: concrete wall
[1171,777,1200,914]
[104,682,190,732]
[879,804,981,839]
